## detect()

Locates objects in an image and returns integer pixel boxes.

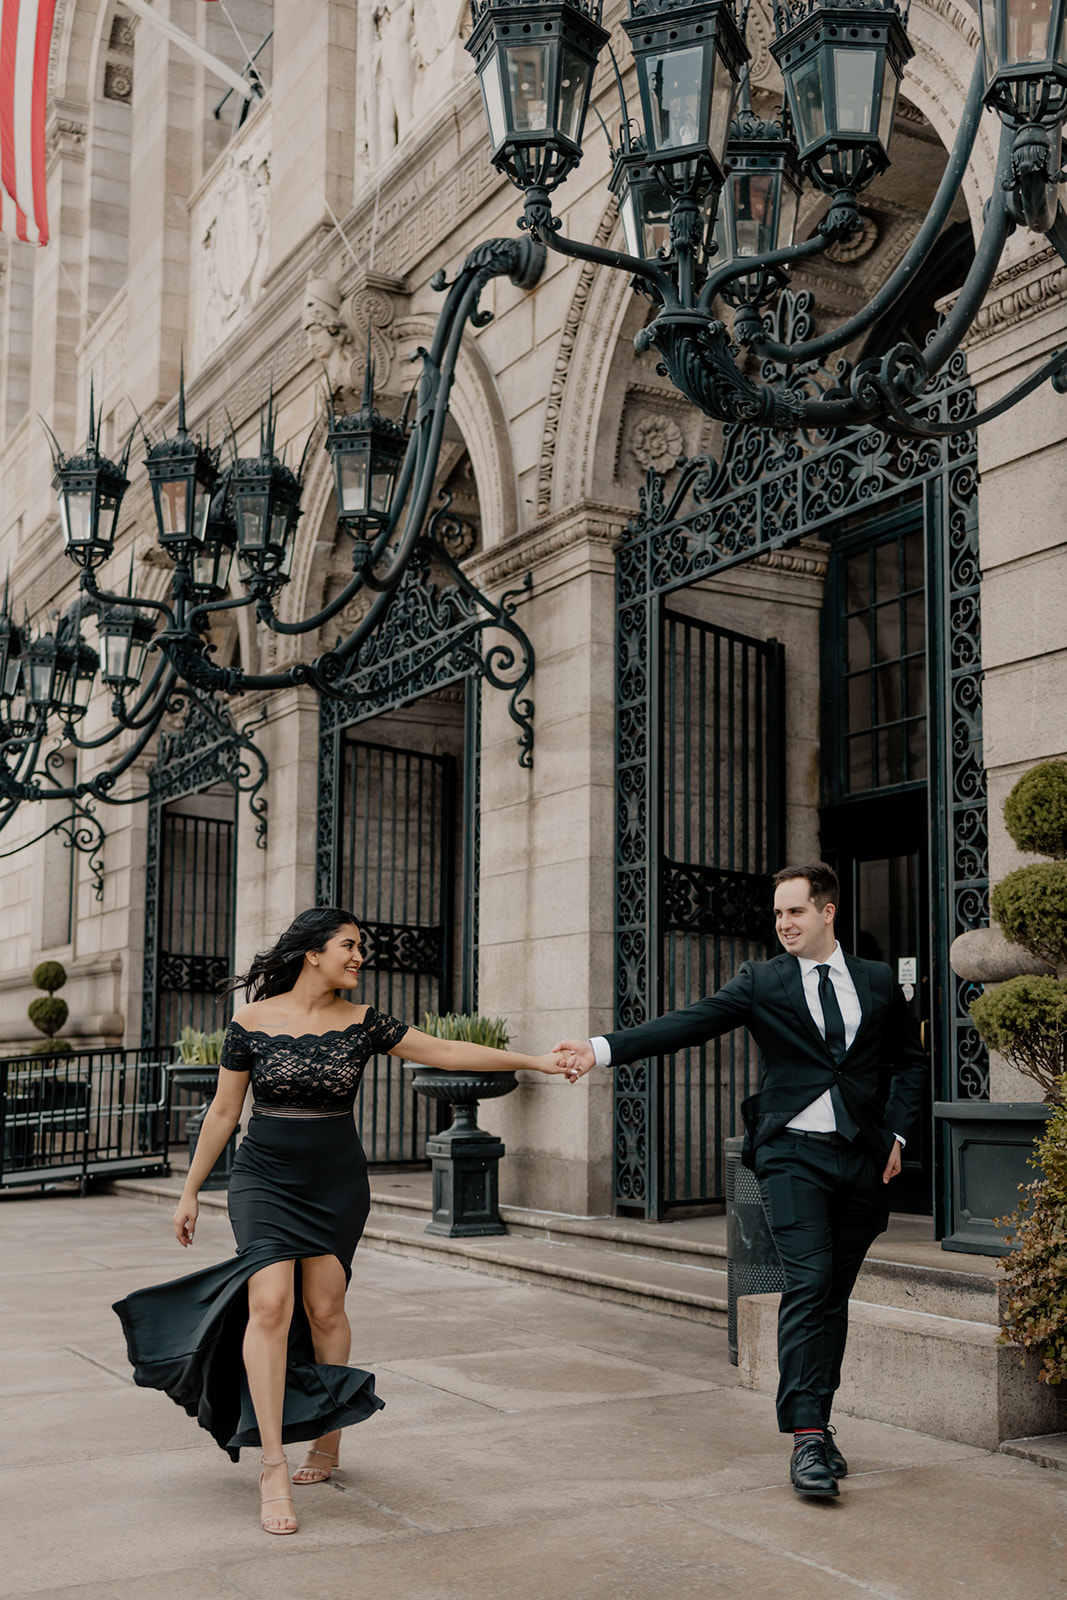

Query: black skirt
[113,1114,383,1460]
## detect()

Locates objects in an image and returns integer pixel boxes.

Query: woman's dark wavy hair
[222,906,360,1003]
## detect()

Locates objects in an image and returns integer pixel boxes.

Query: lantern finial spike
[88,376,97,453]
[177,352,187,435]
[361,326,375,412]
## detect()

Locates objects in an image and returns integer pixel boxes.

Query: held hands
[551,1039,596,1083]
[531,1052,573,1074]
[173,1196,198,1247]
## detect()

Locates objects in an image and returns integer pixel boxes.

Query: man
[554,862,926,1500]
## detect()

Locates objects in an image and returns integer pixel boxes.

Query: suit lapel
[842,952,872,1059]
[776,956,828,1053]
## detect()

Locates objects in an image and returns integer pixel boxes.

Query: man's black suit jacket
[604,951,927,1168]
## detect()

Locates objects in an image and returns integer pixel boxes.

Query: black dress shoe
[822,1427,848,1478]
[790,1437,840,1499]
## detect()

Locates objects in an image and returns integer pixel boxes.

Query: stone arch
[390,314,519,551]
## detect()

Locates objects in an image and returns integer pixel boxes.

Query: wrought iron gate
[141,694,268,1144]
[338,738,456,1164]
[659,611,784,1208]
[316,526,538,1166]
[154,805,235,1049]
[614,326,988,1219]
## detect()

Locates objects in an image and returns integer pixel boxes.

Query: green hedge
[998,1083,1067,1385]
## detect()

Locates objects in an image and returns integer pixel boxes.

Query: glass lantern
[771,0,913,194]
[190,476,238,600]
[713,107,805,301]
[231,452,303,584]
[51,433,130,570]
[325,369,409,547]
[466,0,610,189]
[623,0,749,186]
[980,0,1067,124]
[97,606,156,691]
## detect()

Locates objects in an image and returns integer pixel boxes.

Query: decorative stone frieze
[537,204,619,518]
[45,101,87,168]
[627,413,685,473]
[963,246,1067,345]
[190,116,272,369]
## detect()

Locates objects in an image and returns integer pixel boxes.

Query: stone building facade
[0,0,1063,1226]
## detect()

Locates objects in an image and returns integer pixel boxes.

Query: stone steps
[737,1292,1067,1451]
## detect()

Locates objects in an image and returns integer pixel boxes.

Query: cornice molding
[468,503,627,589]
[965,246,1067,344]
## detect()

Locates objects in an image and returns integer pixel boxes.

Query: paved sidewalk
[1,1189,1064,1600]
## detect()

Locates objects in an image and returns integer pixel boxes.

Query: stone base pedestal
[425,1122,508,1237]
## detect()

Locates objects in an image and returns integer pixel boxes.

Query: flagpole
[121,0,258,104]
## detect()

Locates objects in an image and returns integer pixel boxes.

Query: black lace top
[220,1009,409,1111]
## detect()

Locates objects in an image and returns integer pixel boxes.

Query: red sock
[793,1428,822,1447]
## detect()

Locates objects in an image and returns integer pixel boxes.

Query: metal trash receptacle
[724,1133,785,1365]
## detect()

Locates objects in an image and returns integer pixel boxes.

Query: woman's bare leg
[292,1253,349,1484]
[245,1260,297,1532]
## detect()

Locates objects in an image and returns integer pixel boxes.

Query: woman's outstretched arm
[389,1028,567,1076]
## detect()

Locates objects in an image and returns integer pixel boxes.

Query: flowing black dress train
[113,1009,407,1460]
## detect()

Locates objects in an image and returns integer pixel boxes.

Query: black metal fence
[0,1048,173,1189]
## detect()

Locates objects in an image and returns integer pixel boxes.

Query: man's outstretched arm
[553,965,756,1080]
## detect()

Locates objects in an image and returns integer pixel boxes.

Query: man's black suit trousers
[753,1130,890,1432]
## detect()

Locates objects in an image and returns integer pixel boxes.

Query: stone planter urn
[942,920,1058,1255]
[407,1066,518,1237]
[167,1063,238,1191]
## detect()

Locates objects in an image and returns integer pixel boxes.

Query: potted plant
[406,1012,518,1238]
[169,1025,233,1190]
[941,761,1067,1254]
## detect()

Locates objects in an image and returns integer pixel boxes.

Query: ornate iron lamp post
[0,237,545,845]
[465,0,1067,435]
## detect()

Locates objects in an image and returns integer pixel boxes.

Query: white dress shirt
[785,942,861,1133]
[591,939,905,1145]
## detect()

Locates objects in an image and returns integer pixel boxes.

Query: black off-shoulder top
[220,1009,408,1111]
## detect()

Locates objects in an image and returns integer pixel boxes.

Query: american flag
[0,0,55,245]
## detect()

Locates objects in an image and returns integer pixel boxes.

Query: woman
[114,906,566,1536]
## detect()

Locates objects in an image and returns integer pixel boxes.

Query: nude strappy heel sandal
[259,1456,298,1535]
[292,1445,339,1484]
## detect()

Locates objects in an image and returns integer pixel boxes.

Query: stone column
[963,244,1067,1099]
[124,2,198,414]
[231,686,322,972]
[472,512,621,1218]
[266,2,356,278]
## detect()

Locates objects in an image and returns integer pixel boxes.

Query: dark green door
[821,510,934,1214]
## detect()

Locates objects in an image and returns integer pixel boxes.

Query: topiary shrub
[972,764,1067,1103]
[27,960,71,1055]
[991,862,1067,976]
[970,976,1067,1104]
[997,1080,1067,1385]
[32,960,68,995]
[1003,759,1067,860]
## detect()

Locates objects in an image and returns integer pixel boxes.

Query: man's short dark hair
[772,861,840,911]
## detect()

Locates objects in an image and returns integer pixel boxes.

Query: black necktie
[816,963,858,1140]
